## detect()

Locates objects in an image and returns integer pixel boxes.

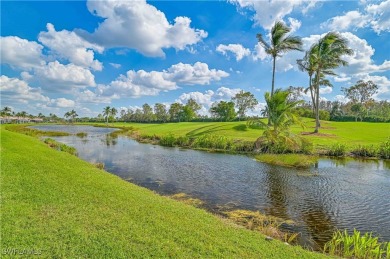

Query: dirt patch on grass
[310,126,336,130]
[301,132,337,137]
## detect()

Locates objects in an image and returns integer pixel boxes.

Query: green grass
[85,120,390,152]
[255,154,319,168]
[0,127,326,258]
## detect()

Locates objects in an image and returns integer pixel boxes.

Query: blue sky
[1,0,389,117]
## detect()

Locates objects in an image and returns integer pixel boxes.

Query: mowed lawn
[0,128,326,258]
[103,120,390,150]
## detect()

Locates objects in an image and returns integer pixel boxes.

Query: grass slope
[102,120,390,150]
[0,128,325,258]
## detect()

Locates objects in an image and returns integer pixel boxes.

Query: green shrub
[76,132,88,138]
[326,143,346,157]
[300,138,314,154]
[324,229,389,259]
[159,134,176,147]
[233,141,255,152]
[378,138,390,159]
[44,138,78,156]
[351,144,378,157]
[176,136,191,147]
[192,134,234,150]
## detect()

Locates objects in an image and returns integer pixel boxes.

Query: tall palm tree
[308,32,353,133]
[110,107,118,121]
[103,106,111,124]
[257,21,303,96]
[64,110,78,123]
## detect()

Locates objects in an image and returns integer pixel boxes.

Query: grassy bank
[86,120,390,151]
[255,154,319,168]
[0,127,325,258]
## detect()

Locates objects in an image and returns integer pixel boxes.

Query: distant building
[0,116,44,124]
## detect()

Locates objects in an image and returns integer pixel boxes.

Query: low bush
[76,132,88,138]
[176,136,191,147]
[159,134,176,147]
[351,144,378,157]
[324,229,389,259]
[326,143,346,157]
[233,141,255,152]
[378,138,390,159]
[44,138,78,156]
[192,134,234,150]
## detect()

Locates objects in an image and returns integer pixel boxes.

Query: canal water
[32,125,390,249]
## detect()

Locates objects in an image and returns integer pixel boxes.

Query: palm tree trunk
[271,56,276,96]
[268,56,276,126]
[314,72,321,133]
[309,75,316,114]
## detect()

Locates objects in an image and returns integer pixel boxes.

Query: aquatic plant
[326,143,346,157]
[168,193,204,208]
[191,134,234,150]
[159,134,176,147]
[44,138,78,156]
[378,137,390,159]
[93,162,105,170]
[224,210,299,244]
[351,144,378,158]
[76,132,88,138]
[323,229,389,258]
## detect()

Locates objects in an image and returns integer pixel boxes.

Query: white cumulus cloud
[78,0,207,57]
[216,44,251,61]
[229,0,317,30]
[39,23,103,71]
[0,36,45,70]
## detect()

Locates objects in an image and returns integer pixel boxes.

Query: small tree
[169,103,183,122]
[249,89,306,153]
[232,90,258,121]
[142,103,154,122]
[154,103,169,123]
[103,106,111,124]
[210,101,237,122]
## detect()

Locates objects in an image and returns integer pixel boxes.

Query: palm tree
[103,106,111,124]
[257,21,303,96]
[110,107,118,122]
[307,32,353,133]
[64,110,78,123]
[249,89,304,153]
[1,106,12,116]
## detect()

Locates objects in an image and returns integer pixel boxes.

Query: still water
[33,125,390,248]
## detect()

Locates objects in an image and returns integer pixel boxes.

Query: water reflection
[31,125,390,248]
[103,134,118,147]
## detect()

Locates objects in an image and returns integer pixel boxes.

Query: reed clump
[43,138,77,156]
[324,229,389,259]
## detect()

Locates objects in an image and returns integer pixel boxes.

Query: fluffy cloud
[288,18,302,33]
[323,11,369,31]
[216,44,251,61]
[99,62,229,99]
[229,0,317,30]
[165,62,229,85]
[279,32,390,75]
[0,36,45,69]
[39,23,103,71]
[109,63,121,69]
[31,61,96,91]
[337,32,390,75]
[252,43,269,61]
[0,76,49,104]
[49,98,76,108]
[322,0,390,34]
[78,0,207,57]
